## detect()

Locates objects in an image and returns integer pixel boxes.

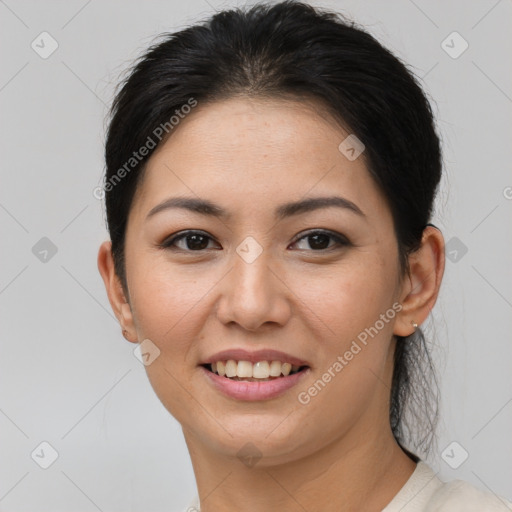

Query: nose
[215,249,292,332]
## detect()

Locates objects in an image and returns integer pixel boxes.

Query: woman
[97,1,512,510]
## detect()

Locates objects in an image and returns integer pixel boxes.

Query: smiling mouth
[201,360,309,381]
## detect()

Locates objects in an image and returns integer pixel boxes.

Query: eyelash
[159,229,351,253]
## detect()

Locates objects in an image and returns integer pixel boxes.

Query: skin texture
[98,97,445,512]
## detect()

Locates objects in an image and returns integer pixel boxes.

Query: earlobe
[394,226,445,337]
[97,241,138,343]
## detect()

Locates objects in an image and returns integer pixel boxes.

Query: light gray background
[1,0,511,510]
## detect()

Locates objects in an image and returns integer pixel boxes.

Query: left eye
[290,230,349,251]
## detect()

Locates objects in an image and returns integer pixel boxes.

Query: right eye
[160,230,221,252]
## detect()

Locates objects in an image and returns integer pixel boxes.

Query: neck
[184,415,416,512]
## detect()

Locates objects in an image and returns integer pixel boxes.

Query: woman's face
[121,97,407,464]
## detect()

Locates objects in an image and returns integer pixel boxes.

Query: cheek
[126,257,220,419]
[127,254,222,356]
[297,253,398,342]
[294,251,399,406]
[129,259,210,341]
[291,264,398,437]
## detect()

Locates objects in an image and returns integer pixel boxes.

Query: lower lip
[200,366,310,401]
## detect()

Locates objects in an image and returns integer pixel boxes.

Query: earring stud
[411,321,418,330]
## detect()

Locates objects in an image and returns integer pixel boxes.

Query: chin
[187,414,316,464]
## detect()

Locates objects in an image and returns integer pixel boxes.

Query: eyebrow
[146,195,365,221]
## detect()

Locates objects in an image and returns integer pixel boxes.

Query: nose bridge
[216,237,291,330]
[232,241,274,309]
[233,243,271,296]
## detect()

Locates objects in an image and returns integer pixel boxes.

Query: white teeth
[237,360,253,378]
[269,360,282,377]
[252,361,270,379]
[217,361,226,377]
[225,360,237,378]
[281,363,292,376]
[209,359,304,379]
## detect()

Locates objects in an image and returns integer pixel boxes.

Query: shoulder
[384,461,512,512]
[182,465,512,512]
[426,478,512,512]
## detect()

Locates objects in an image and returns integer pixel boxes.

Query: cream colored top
[182,461,512,511]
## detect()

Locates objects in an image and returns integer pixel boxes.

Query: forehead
[130,97,389,224]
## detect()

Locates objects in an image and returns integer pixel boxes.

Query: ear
[97,240,138,343]
[394,226,445,337]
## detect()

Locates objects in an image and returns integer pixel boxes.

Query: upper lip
[201,348,310,367]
